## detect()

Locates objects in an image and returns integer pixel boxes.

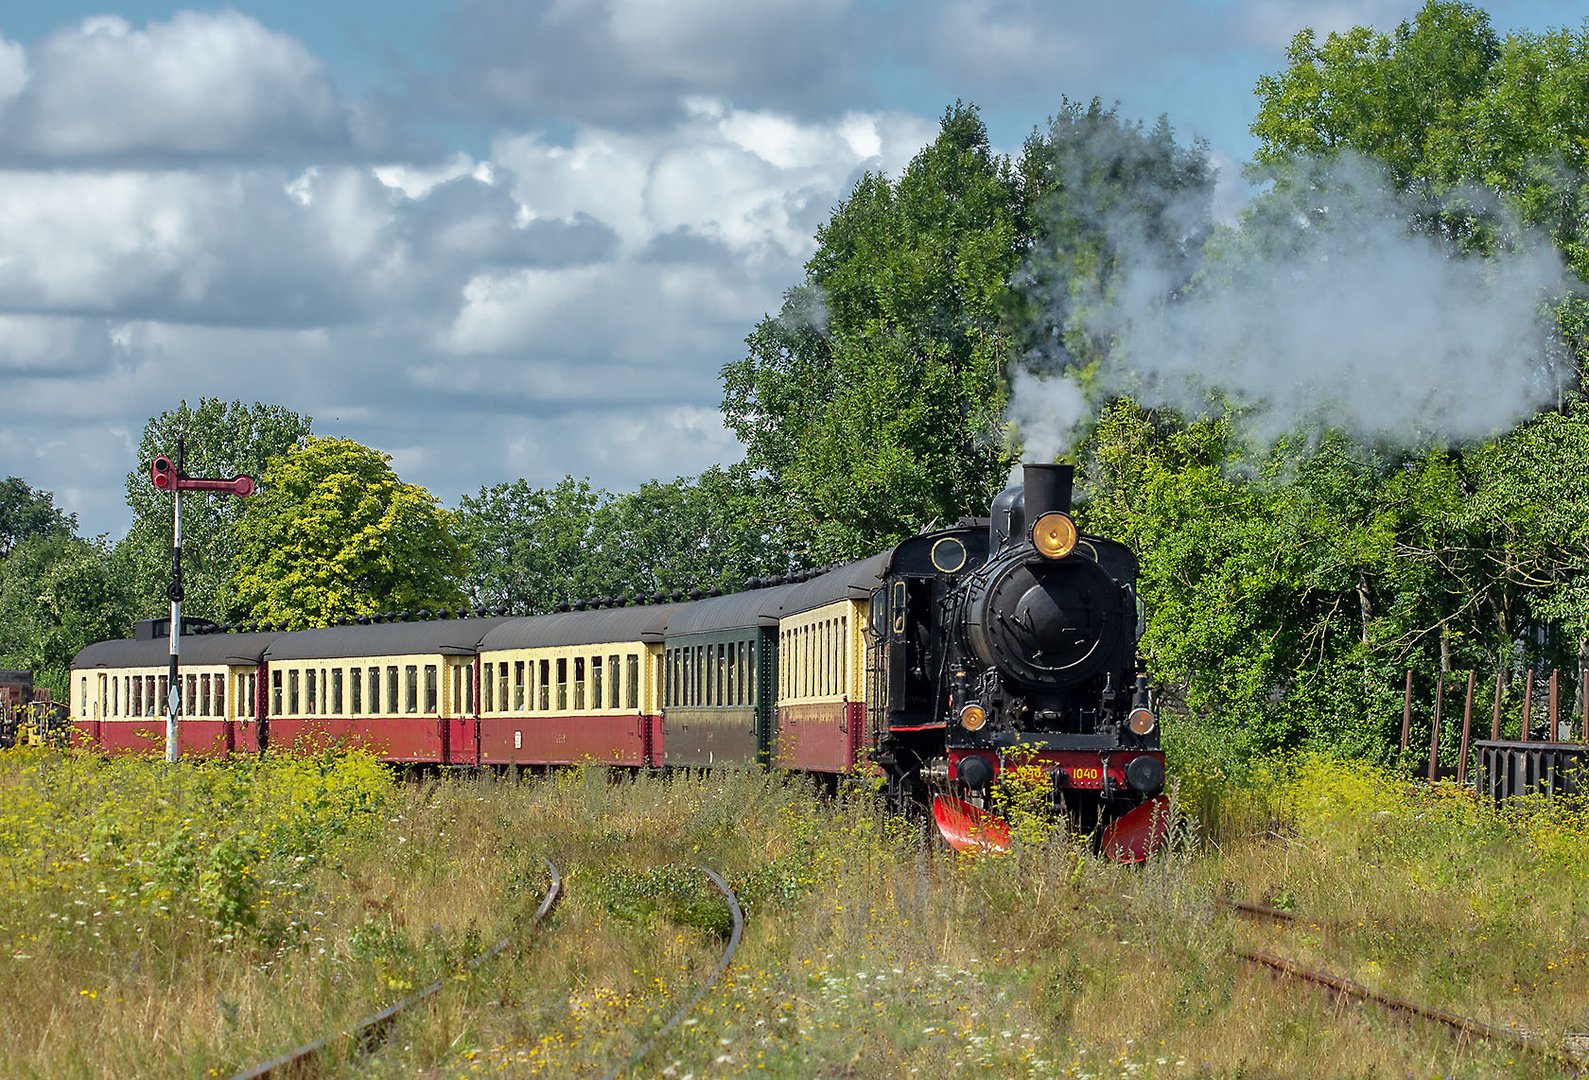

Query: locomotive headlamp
[1031,512,1078,559]
[1127,707,1157,736]
[959,703,988,731]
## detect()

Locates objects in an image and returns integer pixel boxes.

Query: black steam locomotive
[869,464,1165,853]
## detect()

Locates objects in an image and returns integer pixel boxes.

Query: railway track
[1221,897,1585,1070]
[230,856,563,1080]
[600,865,745,1080]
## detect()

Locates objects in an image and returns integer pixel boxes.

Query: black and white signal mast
[149,437,255,763]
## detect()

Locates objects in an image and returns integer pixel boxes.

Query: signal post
[149,437,255,763]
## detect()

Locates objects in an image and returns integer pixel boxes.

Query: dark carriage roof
[664,583,801,636]
[73,631,280,670]
[664,552,889,637]
[771,552,888,618]
[266,618,509,661]
[479,604,684,651]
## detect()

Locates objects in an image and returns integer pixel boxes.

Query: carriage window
[626,654,639,710]
[452,666,462,713]
[425,665,437,713]
[247,673,256,717]
[184,674,195,716]
[288,670,300,715]
[216,674,225,717]
[369,668,381,714]
[145,675,156,716]
[499,662,509,713]
[484,664,494,712]
[272,671,282,715]
[464,665,474,712]
[351,667,362,715]
[590,657,601,711]
[306,669,318,714]
[536,659,548,710]
[199,674,211,716]
[387,666,399,714]
[130,676,142,717]
[405,666,418,713]
[511,661,523,710]
[332,669,343,714]
[557,658,568,711]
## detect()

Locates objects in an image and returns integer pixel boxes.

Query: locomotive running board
[931,794,1011,854]
[1099,794,1171,863]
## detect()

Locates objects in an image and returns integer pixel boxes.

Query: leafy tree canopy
[457,466,799,613]
[0,534,134,694]
[0,477,77,558]
[117,399,312,620]
[231,437,467,629]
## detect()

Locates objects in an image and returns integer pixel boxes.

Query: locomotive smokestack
[1022,463,1073,518]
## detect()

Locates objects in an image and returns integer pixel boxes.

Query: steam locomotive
[68,463,1165,857]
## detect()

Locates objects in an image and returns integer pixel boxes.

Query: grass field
[1,744,1586,1078]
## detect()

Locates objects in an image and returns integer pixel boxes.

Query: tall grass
[2,744,1585,1077]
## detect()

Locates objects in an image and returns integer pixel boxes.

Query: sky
[0,0,1577,540]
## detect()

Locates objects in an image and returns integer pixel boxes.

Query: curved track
[230,856,563,1080]
[600,865,745,1080]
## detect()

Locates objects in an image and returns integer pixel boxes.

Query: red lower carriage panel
[268,716,445,762]
[175,720,235,758]
[775,702,865,773]
[479,713,660,767]
[83,720,163,754]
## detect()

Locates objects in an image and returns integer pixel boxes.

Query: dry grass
[2,748,1585,1078]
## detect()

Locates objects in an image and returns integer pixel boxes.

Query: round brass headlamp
[1127,707,1157,736]
[959,703,987,731]
[1031,512,1078,559]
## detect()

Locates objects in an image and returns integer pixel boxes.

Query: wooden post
[1548,669,1559,741]
[1400,670,1413,751]
[1521,675,1533,743]
[1428,671,1445,782]
[1491,670,1504,741]
[1458,671,1476,787]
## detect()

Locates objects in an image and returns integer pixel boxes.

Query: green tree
[1251,2,1499,189]
[456,476,614,613]
[0,477,77,558]
[599,466,802,597]
[0,534,134,696]
[230,437,467,629]
[722,103,1023,562]
[116,399,312,620]
[456,466,798,613]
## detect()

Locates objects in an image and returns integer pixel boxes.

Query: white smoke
[1007,368,1088,464]
[1011,152,1577,456]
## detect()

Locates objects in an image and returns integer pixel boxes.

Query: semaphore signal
[149,437,254,763]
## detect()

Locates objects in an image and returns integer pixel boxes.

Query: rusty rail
[601,866,745,1080]
[231,856,563,1080]
[1224,898,1583,1067]
[1238,948,1582,1068]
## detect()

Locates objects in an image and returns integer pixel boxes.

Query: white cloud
[0,12,378,163]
